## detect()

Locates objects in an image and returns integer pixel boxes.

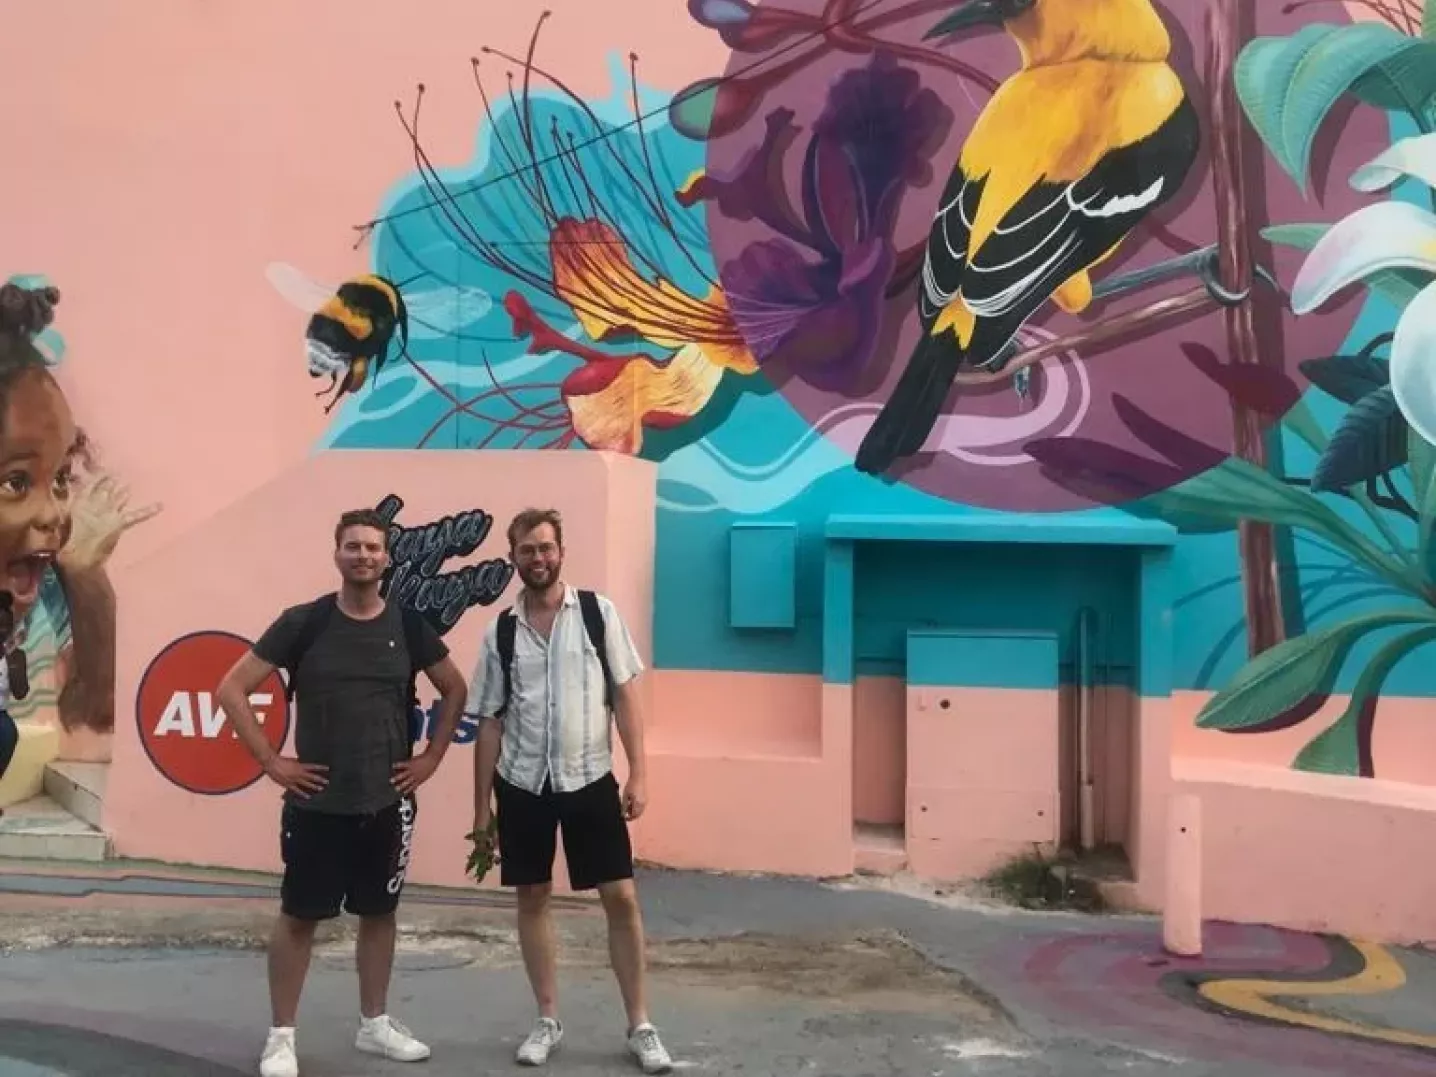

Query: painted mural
[0,277,159,782]
[265,0,1436,780]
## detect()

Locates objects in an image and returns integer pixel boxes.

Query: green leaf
[1198,609,1436,731]
[1157,458,1415,587]
[1311,385,1409,491]
[668,78,721,141]
[1292,712,1363,775]
[1410,422,1436,504]
[1235,23,1426,192]
[1292,624,1436,775]
[1119,493,1237,534]
[1298,353,1390,406]
[1426,0,1436,42]
[1414,424,1436,583]
[1262,223,1328,249]
[1348,44,1436,119]
[1362,268,1436,309]
[1261,222,1434,308]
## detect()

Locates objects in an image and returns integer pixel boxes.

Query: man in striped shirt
[467,508,673,1074]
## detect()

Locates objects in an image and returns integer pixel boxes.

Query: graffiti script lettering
[374,494,514,634]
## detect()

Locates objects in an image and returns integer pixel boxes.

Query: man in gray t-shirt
[217,508,468,1077]
[255,598,443,815]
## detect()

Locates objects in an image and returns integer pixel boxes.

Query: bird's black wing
[856,98,1198,476]
[957,95,1200,367]
[917,167,985,333]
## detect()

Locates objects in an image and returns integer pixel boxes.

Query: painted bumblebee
[266,263,492,413]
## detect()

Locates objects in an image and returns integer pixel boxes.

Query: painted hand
[58,474,162,574]
[392,749,441,795]
[622,773,648,820]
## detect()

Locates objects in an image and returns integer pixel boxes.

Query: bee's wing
[265,262,337,315]
[401,285,494,339]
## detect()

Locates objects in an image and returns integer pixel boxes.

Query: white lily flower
[1289,133,1436,447]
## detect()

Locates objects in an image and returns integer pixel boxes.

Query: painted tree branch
[1208,0,1285,658]
[950,286,1217,387]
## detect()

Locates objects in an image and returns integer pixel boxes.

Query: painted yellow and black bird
[855,0,1203,476]
[266,263,492,413]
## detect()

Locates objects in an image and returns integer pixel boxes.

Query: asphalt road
[4,868,1436,1076]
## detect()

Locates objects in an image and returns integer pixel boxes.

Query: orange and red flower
[504,217,757,454]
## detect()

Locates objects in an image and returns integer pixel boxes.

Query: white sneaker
[515,1016,563,1065]
[355,1014,431,1062]
[627,1023,674,1074]
[259,1027,299,1077]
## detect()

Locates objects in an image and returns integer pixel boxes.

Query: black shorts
[495,771,633,891]
[278,794,417,920]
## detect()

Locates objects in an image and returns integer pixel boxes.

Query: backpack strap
[398,606,427,711]
[282,593,338,702]
[576,589,614,711]
[495,607,518,718]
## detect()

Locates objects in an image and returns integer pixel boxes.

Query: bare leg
[598,879,649,1030]
[516,883,560,1018]
[268,915,318,1027]
[356,912,397,1019]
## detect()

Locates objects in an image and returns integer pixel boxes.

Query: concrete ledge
[1174,758,1436,945]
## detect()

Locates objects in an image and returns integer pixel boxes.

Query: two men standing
[220,506,671,1077]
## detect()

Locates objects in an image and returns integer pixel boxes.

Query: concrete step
[0,794,110,862]
[853,823,907,877]
[43,761,107,830]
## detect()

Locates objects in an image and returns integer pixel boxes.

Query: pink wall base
[906,686,1060,880]
[1171,757,1436,946]
[634,676,853,879]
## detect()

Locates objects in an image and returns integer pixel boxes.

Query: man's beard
[519,563,559,590]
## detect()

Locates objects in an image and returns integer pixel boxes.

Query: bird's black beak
[924,0,1005,40]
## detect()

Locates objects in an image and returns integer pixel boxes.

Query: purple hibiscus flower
[677,52,953,390]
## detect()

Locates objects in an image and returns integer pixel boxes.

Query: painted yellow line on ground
[1199,940,1436,1051]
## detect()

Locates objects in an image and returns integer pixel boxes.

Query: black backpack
[280,593,427,712]
[494,589,613,718]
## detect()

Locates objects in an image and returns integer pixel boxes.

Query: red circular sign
[135,631,291,796]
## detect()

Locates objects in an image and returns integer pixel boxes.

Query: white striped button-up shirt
[467,585,643,794]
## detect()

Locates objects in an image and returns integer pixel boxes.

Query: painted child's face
[0,367,78,606]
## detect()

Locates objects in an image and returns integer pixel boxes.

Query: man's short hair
[507,508,563,550]
[335,508,390,549]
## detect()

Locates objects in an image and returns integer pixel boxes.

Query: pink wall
[1172,691,1436,784]
[853,676,905,826]
[636,673,851,879]
[1172,757,1436,945]
[0,0,725,574]
[906,686,1061,879]
[105,449,655,892]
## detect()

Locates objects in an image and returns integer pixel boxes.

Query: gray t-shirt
[255,598,448,816]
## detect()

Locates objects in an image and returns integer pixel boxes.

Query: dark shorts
[495,771,633,891]
[0,709,16,779]
[278,794,417,921]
